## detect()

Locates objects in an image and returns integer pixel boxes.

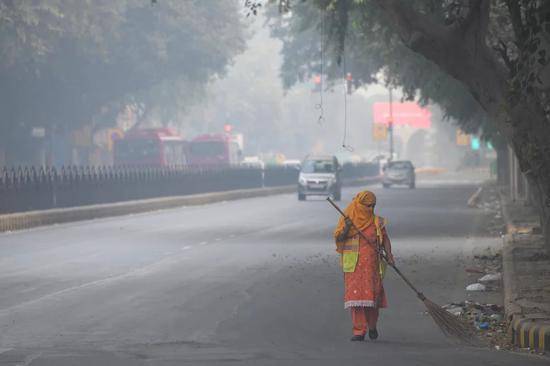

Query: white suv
[297,155,342,201]
[382,160,416,189]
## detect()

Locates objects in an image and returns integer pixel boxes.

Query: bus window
[115,139,161,165]
[163,142,185,166]
[190,141,226,157]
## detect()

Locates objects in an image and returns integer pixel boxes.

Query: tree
[262,0,550,247]
[0,0,246,163]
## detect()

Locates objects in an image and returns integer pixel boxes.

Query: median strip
[0,176,380,233]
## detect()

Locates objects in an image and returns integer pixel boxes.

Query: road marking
[0,254,190,317]
[181,246,191,251]
[199,241,208,246]
[215,238,222,242]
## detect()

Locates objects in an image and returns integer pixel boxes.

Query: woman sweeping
[333,190,395,341]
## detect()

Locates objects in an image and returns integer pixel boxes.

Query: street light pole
[388,87,394,161]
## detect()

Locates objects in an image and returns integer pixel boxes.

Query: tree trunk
[372,0,550,248]
[507,99,550,249]
[495,144,509,186]
[512,134,550,249]
[525,174,550,249]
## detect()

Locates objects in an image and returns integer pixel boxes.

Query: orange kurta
[344,224,388,309]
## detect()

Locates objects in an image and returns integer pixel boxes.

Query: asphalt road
[0,176,547,365]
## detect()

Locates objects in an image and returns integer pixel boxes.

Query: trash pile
[465,271,502,292]
[472,185,506,236]
[464,249,503,292]
[443,301,510,349]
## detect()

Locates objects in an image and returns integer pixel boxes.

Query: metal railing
[0,162,379,214]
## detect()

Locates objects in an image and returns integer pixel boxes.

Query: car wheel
[298,193,306,201]
[333,190,342,201]
[383,183,390,189]
[409,180,415,189]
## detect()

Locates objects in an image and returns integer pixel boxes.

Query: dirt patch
[472,184,506,237]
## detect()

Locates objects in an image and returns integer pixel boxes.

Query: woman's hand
[336,232,348,242]
[336,218,353,242]
[386,253,395,266]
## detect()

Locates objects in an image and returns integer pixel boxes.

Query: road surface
[0,176,546,365]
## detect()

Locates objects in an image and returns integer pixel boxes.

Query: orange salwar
[351,307,379,336]
[344,224,388,333]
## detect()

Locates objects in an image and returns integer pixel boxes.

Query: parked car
[297,155,342,201]
[382,160,415,189]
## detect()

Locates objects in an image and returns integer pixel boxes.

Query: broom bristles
[422,298,479,345]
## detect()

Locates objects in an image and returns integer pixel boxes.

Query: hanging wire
[341,50,354,152]
[315,8,325,126]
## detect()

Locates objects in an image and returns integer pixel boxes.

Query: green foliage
[266,0,507,142]
[260,0,550,241]
[0,0,246,152]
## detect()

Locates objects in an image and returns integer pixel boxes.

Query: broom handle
[327,197,426,301]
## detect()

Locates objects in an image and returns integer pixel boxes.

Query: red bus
[113,128,187,166]
[188,134,241,167]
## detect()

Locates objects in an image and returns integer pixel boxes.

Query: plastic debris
[466,283,487,291]
[478,273,502,282]
[442,304,464,316]
[465,267,485,274]
[443,300,508,348]
[478,322,490,330]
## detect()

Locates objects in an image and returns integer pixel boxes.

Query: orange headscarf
[333,190,377,241]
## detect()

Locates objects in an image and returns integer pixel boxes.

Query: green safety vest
[341,216,387,278]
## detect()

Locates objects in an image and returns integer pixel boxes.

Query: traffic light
[312,74,322,92]
[346,73,353,94]
[470,136,480,150]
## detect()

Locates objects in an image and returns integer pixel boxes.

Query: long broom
[327,197,478,344]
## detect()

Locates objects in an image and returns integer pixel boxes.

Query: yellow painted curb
[0,177,381,233]
[511,317,550,351]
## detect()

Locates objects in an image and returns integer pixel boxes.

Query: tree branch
[494,39,514,72]
[460,0,490,40]
[505,0,525,46]
[370,0,451,51]
[370,0,508,121]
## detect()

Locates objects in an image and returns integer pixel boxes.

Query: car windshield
[387,162,411,170]
[301,160,335,173]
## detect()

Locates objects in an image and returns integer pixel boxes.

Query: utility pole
[388,87,394,161]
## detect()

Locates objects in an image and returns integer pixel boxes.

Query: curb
[0,186,294,233]
[499,189,550,353]
[0,176,380,233]
[511,317,550,351]
[502,234,522,320]
[467,186,483,207]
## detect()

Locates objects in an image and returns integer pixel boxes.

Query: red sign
[373,102,431,129]
[223,124,233,133]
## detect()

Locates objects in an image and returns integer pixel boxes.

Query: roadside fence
[0,162,378,214]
